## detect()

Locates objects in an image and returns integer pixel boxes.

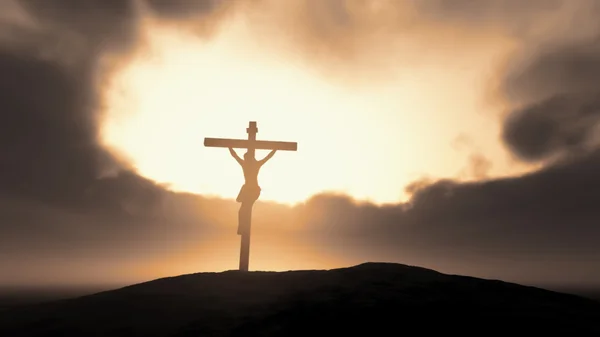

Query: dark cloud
[0,0,231,284]
[0,13,154,215]
[498,38,600,162]
[415,0,563,25]
[0,0,235,211]
[504,41,600,102]
[145,0,222,18]
[295,150,600,284]
[0,45,101,206]
[419,1,600,163]
[502,93,600,162]
[18,0,138,47]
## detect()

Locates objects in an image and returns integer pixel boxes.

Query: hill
[1,262,599,336]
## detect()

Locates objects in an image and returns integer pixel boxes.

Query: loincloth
[236,184,261,203]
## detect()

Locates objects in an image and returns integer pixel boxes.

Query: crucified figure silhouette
[205,121,297,271]
[228,147,277,235]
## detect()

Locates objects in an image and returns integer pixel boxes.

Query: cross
[204,121,297,271]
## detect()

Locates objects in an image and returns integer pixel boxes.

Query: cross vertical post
[239,121,258,272]
[246,121,258,159]
[204,121,297,271]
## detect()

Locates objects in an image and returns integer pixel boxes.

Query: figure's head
[244,151,254,161]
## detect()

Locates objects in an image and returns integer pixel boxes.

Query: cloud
[0,0,234,284]
[144,0,222,18]
[292,150,600,285]
[502,93,600,162]
[1,0,600,289]
[0,6,151,215]
[416,1,600,165]
[0,0,246,211]
[451,134,494,179]
[499,40,600,162]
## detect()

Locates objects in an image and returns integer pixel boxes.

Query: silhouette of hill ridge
[1,262,599,336]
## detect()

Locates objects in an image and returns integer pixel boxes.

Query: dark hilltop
[1,262,599,336]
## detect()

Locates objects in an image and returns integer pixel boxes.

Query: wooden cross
[204,121,297,271]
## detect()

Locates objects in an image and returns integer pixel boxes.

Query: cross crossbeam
[204,121,297,272]
[204,138,297,151]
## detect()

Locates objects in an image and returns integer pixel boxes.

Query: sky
[1,0,600,290]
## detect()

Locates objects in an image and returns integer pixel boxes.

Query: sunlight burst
[101,22,422,205]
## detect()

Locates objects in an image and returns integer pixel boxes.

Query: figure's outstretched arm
[229,147,243,166]
[258,150,277,165]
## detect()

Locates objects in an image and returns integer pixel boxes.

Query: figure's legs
[236,186,259,271]
[236,184,261,235]
[238,202,253,271]
[237,202,253,235]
